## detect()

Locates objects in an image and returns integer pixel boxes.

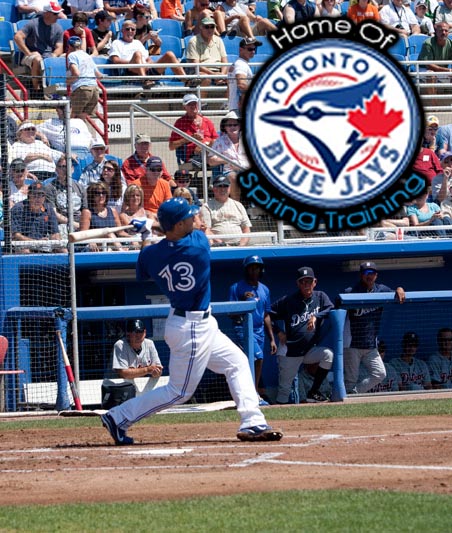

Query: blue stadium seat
[254,1,268,17]
[388,36,409,60]
[57,19,75,32]
[341,1,349,15]
[42,56,67,90]
[255,35,274,56]
[93,55,123,85]
[0,2,18,22]
[407,33,428,58]
[159,35,183,58]
[0,20,14,59]
[152,18,183,38]
[222,35,242,56]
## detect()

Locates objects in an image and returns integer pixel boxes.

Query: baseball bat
[68,225,134,243]
[56,330,83,411]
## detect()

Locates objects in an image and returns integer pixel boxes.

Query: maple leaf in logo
[347,94,403,138]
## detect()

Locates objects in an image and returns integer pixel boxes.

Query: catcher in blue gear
[229,255,277,406]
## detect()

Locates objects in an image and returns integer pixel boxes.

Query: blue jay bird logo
[244,39,420,211]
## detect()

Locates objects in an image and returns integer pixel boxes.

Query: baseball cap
[297,266,315,280]
[94,9,113,22]
[415,0,427,7]
[126,319,145,333]
[174,169,192,180]
[212,175,231,187]
[239,37,263,48]
[68,36,82,47]
[90,138,106,148]
[441,151,452,162]
[135,133,151,144]
[426,115,439,127]
[10,158,26,171]
[360,261,378,273]
[403,331,419,345]
[43,1,63,13]
[146,156,162,169]
[135,0,150,8]
[28,182,45,194]
[182,94,199,105]
[18,121,36,132]
[158,197,199,232]
[201,17,216,25]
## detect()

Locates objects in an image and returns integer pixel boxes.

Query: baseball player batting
[101,198,283,445]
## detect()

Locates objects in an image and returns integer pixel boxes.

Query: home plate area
[1,417,452,505]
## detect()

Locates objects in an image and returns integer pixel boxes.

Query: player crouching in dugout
[102,319,163,409]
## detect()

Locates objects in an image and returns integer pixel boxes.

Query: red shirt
[63,28,96,53]
[121,152,172,185]
[169,114,218,161]
[412,148,442,184]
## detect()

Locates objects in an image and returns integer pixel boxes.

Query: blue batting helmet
[243,255,264,270]
[157,197,199,232]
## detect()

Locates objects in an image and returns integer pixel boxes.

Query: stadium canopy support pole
[330,309,347,402]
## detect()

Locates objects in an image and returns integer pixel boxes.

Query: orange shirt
[159,0,183,19]
[347,3,380,23]
[138,178,172,213]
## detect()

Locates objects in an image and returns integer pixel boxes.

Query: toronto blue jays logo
[240,21,425,231]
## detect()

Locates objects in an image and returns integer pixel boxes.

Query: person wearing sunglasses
[200,174,251,246]
[185,0,218,36]
[8,158,38,208]
[139,157,173,214]
[80,182,129,251]
[122,133,172,185]
[171,169,201,205]
[428,328,452,389]
[11,182,64,254]
[227,36,262,113]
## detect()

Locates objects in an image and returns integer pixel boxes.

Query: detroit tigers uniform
[427,353,452,388]
[271,289,334,403]
[343,281,394,393]
[389,357,431,391]
[106,228,269,433]
[112,337,161,384]
[358,363,399,393]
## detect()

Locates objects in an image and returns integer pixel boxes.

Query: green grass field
[1,398,451,532]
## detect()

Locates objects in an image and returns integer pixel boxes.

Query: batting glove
[131,218,154,241]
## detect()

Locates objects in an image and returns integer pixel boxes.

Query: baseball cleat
[237,424,283,442]
[306,391,329,403]
[101,413,134,445]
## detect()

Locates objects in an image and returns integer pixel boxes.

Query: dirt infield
[1,412,452,505]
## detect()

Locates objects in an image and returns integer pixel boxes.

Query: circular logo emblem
[246,39,420,209]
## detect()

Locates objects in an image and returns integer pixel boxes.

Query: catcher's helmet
[157,197,199,232]
[243,255,264,271]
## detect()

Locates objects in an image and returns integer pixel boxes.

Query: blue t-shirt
[344,281,393,349]
[67,50,98,92]
[136,229,211,311]
[229,279,271,334]
[11,200,59,239]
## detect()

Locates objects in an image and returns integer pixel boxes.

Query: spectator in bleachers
[431,151,452,202]
[227,37,261,113]
[45,155,87,236]
[406,190,452,237]
[159,0,185,20]
[120,183,152,225]
[347,0,380,23]
[200,174,251,245]
[431,0,452,31]
[92,10,116,56]
[414,0,434,35]
[80,138,121,186]
[380,0,420,36]
[13,2,65,98]
[10,121,64,181]
[171,169,201,205]
[8,158,37,208]
[37,103,94,161]
[172,186,194,203]
[103,0,135,19]
[283,0,316,24]
[16,0,68,19]
[185,17,228,93]
[133,0,159,21]
[69,0,104,19]
[100,159,126,213]
[315,0,341,16]
[67,36,103,121]
[63,12,99,56]
[79,182,129,251]
[435,118,452,158]
[122,133,172,184]
[428,327,452,388]
[216,0,277,38]
[185,0,215,35]
[208,110,249,201]
[389,332,432,390]
[267,0,284,24]
[109,20,186,90]
[359,340,399,393]
[11,182,63,254]
[169,93,219,165]
[412,127,442,184]
[136,156,173,214]
[423,114,438,152]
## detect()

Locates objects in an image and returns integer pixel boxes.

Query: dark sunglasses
[215,184,229,188]
[203,25,215,29]
[225,122,239,127]
[94,191,107,195]
[176,179,190,183]
[138,14,151,18]
[148,167,163,172]
[57,164,67,168]
[245,47,256,51]
[22,128,36,132]
[103,166,115,171]
[13,167,26,172]
[123,27,136,31]
[30,192,45,197]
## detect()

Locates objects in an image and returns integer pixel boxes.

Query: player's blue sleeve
[229,283,239,302]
